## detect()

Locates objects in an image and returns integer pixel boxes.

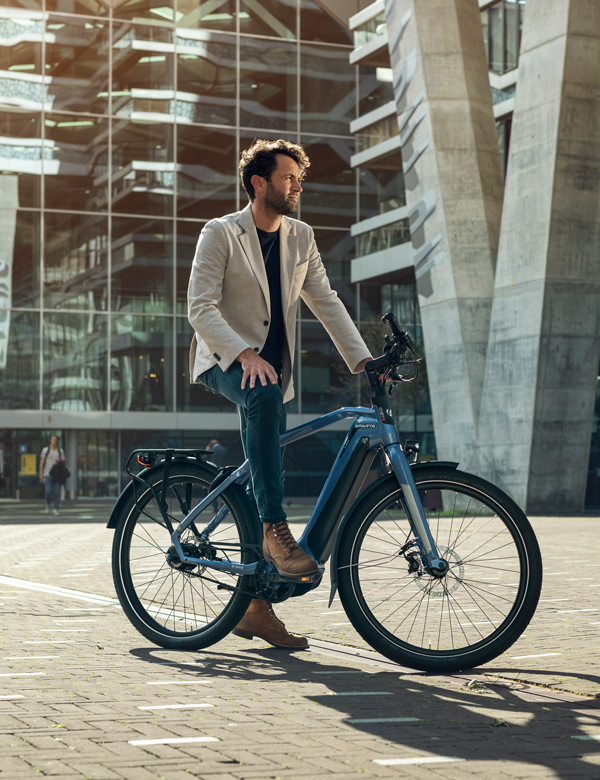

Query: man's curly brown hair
[239,139,310,202]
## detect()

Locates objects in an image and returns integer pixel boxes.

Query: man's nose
[293,181,302,193]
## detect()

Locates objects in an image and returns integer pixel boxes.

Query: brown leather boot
[263,520,319,579]
[232,598,308,648]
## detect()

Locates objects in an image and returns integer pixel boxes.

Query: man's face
[263,154,303,216]
[50,436,58,447]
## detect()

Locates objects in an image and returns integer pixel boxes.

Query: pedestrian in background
[39,435,66,516]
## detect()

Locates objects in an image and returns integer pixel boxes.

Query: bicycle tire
[337,467,542,673]
[112,460,260,651]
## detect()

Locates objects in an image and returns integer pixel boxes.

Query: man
[188,139,372,649]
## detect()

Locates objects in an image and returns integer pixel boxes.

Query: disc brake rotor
[414,545,464,598]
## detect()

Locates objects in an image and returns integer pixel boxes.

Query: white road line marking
[0,672,45,677]
[374,756,464,766]
[347,717,420,723]
[321,611,345,615]
[0,694,25,700]
[574,735,600,741]
[129,736,219,746]
[137,704,214,710]
[544,572,569,575]
[539,599,570,602]
[23,641,75,644]
[558,609,598,613]
[320,691,393,697]
[54,620,96,623]
[0,575,121,607]
[41,629,89,632]
[312,671,365,675]
[512,653,562,659]
[63,608,105,611]
[3,656,60,660]
[145,680,214,685]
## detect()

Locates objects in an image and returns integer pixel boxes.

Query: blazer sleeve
[188,221,252,370]
[300,228,371,373]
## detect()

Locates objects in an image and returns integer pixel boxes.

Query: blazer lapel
[280,217,298,319]
[238,204,270,315]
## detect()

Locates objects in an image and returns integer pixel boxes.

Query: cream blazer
[188,204,370,404]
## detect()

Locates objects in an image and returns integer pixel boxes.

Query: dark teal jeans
[198,362,287,524]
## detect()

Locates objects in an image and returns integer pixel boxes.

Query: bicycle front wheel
[337,467,542,673]
[112,461,260,651]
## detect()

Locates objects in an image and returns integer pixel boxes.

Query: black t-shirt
[256,227,285,376]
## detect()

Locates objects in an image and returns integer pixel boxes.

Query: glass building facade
[0,0,429,499]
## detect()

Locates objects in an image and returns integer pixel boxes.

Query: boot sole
[263,552,320,581]
[232,627,308,649]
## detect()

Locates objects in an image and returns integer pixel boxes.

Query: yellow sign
[21,453,37,475]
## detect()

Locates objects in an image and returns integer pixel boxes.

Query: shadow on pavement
[129,645,600,777]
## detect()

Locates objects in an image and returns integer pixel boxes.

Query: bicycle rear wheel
[337,467,542,673]
[112,461,260,650]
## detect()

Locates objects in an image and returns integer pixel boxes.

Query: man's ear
[251,174,265,196]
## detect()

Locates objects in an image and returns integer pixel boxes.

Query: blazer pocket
[294,261,308,275]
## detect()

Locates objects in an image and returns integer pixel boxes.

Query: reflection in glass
[299,136,355,228]
[44,213,108,311]
[112,217,173,313]
[358,65,394,117]
[0,112,41,208]
[0,310,39,409]
[359,167,405,220]
[300,0,352,45]
[46,0,107,15]
[112,24,174,118]
[0,13,42,75]
[111,121,174,216]
[300,44,355,135]
[178,0,236,33]
[356,114,398,153]
[176,316,235,411]
[45,18,109,114]
[0,210,40,308]
[239,0,296,39]
[176,31,236,126]
[110,314,173,412]
[77,431,117,499]
[352,11,386,49]
[489,3,503,73]
[300,320,345,414]
[240,38,297,131]
[113,0,174,24]
[44,115,108,212]
[178,125,236,221]
[3,0,42,8]
[176,220,203,313]
[356,220,410,258]
[300,228,355,320]
[43,312,107,411]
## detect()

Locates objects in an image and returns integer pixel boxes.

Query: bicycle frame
[168,405,445,578]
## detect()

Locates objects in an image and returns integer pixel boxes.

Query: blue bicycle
[108,313,542,673]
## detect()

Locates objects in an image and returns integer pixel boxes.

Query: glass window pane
[44,213,108,311]
[43,311,107,411]
[176,31,237,126]
[300,44,355,136]
[111,121,174,216]
[44,114,108,212]
[46,0,107,15]
[359,167,406,220]
[0,310,39,409]
[112,24,175,116]
[112,217,173,313]
[312,228,356,318]
[176,220,203,314]
[0,111,42,208]
[110,314,173,412]
[3,0,42,9]
[300,0,352,45]
[113,0,174,25]
[481,9,489,66]
[239,0,297,39]
[176,316,235,411]
[356,220,410,257]
[299,136,355,228]
[77,431,117,499]
[300,320,347,414]
[240,38,297,131]
[489,2,503,74]
[177,125,237,220]
[505,1,518,72]
[359,64,394,117]
[0,209,40,309]
[177,0,236,33]
[45,17,109,114]
[0,12,43,75]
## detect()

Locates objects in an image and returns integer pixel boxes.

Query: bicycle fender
[327,460,458,606]
[105,460,220,529]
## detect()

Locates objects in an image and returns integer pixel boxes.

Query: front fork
[385,444,448,576]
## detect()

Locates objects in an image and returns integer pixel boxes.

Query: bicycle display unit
[108,313,543,673]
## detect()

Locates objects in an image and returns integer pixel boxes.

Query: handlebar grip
[381,312,403,338]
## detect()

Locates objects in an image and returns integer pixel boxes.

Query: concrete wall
[383,0,504,473]
[478,0,600,511]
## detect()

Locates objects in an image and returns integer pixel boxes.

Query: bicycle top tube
[279,407,374,448]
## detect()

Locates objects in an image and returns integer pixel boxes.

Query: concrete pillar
[66,429,78,500]
[478,0,600,511]
[383,0,504,472]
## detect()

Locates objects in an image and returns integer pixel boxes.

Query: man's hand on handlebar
[237,347,279,390]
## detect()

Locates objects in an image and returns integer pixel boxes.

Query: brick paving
[0,504,599,779]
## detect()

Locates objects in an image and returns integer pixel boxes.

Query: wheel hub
[414,545,464,598]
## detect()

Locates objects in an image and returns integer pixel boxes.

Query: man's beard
[264,180,298,216]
